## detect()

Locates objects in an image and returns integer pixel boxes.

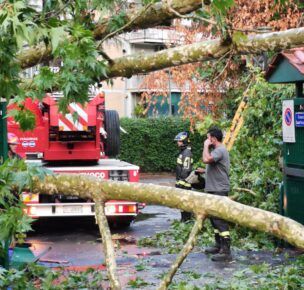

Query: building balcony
[124,27,184,45]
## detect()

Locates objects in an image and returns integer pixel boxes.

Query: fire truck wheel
[105,110,120,157]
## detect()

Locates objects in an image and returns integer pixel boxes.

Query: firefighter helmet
[8,132,19,145]
[174,131,189,144]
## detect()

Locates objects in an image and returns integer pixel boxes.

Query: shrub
[118,117,203,172]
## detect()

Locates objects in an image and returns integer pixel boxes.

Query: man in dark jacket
[174,131,193,222]
[202,127,232,262]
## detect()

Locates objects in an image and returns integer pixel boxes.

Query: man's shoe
[204,245,221,254]
[211,237,232,262]
[211,251,232,262]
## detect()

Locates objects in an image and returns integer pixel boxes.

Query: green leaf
[33,66,55,92]
[213,0,235,14]
[50,26,66,52]
[108,12,127,32]
[9,108,36,131]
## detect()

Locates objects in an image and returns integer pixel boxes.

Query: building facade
[103,26,183,117]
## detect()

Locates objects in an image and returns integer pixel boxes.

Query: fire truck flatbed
[28,159,139,179]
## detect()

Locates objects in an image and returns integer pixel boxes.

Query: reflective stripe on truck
[23,202,139,218]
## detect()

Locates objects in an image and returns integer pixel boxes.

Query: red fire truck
[7,93,143,227]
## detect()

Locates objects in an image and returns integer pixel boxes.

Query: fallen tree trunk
[19,26,304,81]
[104,27,304,80]
[32,174,304,249]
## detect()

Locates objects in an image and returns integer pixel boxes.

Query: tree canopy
[1,0,304,126]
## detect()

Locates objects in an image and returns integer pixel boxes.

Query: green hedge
[118,117,203,172]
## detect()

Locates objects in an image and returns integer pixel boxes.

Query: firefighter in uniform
[174,131,193,222]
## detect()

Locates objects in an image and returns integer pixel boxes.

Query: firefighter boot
[204,233,221,254]
[211,237,232,262]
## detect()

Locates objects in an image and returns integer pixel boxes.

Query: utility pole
[0,98,8,164]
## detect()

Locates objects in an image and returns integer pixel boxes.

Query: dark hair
[207,127,223,142]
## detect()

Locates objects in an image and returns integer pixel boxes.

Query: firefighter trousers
[176,184,193,222]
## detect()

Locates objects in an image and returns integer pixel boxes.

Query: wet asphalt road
[27,205,180,267]
[27,173,178,267]
[26,174,300,289]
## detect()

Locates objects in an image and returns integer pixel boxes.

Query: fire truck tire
[105,110,120,157]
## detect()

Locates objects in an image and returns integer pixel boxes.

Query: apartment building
[103,26,183,117]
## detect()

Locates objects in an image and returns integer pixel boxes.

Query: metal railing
[124,28,183,45]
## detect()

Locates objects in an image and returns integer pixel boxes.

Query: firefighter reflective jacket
[176,146,193,188]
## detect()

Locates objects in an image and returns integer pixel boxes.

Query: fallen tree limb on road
[30,174,304,289]
[31,174,304,249]
[95,201,121,290]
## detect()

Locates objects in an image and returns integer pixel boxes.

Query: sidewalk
[140,172,175,187]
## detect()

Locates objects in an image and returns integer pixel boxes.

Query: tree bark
[93,0,202,40]
[20,26,304,80]
[32,175,304,249]
[103,27,304,80]
[17,0,202,69]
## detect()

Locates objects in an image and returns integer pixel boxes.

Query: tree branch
[17,0,203,69]
[97,2,154,46]
[234,187,258,196]
[101,27,304,80]
[95,201,122,290]
[167,0,216,25]
[158,215,206,290]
